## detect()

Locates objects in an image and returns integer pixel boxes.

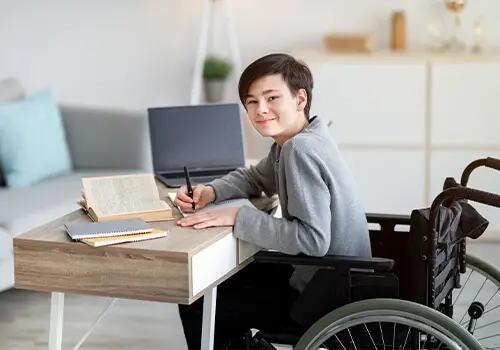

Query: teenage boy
[174,53,371,349]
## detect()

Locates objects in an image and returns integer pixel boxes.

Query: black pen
[184,166,195,211]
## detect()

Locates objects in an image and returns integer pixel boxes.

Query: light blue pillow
[0,89,72,188]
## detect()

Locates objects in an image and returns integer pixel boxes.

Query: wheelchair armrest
[254,250,394,272]
[366,212,411,227]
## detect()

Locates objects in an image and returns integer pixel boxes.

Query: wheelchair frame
[250,157,500,350]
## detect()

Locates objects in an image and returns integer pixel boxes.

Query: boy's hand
[173,184,215,213]
[177,207,240,229]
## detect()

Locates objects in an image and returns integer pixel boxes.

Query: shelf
[291,48,500,63]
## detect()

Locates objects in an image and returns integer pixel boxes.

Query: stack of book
[65,218,167,247]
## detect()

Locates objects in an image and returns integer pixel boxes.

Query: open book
[79,173,173,222]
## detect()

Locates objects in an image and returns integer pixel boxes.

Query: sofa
[0,101,153,292]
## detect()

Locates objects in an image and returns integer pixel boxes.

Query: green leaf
[203,55,233,80]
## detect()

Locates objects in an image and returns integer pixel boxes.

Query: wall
[1,0,499,156]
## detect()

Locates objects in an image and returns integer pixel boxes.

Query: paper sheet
[166,192,254,217]
[167,192,282,263]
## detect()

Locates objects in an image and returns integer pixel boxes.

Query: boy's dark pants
[178,261,300,350]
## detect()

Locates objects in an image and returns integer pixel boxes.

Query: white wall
[1,0,499,156]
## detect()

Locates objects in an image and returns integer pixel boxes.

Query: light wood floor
[0,289,187,350]
[1,242,499,350]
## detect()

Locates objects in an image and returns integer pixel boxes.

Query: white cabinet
[309,61,427,145]
[298,51,500,240]
[430,62,500,147]
[429,62,500,235]
[341,149,426,215]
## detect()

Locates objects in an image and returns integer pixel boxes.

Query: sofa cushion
[0,88,72,189]
[0,170,142,237]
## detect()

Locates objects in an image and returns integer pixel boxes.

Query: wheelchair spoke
[458,276,488,324]
[474,318,500,331]
[476,331,500,342]
[483,288,500,309]
[378,322,385,350]
[453,269,473,306]
[347,328,358,350]
[364,323,378,350]
[334,334,347,350]
[401,326,411,349]
[392,323,396,350]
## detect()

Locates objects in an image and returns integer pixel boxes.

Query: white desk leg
[49,292,65,350]
[201,286,217,350]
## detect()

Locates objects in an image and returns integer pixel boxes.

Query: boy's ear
[296,88,307,111]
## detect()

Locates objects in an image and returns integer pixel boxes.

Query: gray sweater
[209,116,372,292]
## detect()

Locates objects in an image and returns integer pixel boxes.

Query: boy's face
[243,74,307,144]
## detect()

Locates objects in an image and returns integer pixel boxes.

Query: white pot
[204,79,226,103]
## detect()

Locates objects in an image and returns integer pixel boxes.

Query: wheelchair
[236,157,500,350]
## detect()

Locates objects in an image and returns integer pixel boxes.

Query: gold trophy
[444,0,467,52]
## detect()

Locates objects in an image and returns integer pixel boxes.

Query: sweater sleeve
[233,145,332,256]
[208,150,277,202]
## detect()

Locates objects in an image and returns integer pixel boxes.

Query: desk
[13,179,278,350]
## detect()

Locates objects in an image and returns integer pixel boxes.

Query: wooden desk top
[13,178,278,304]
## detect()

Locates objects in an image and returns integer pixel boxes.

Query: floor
[1,241,499,350]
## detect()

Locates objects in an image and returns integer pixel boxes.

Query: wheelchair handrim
[295,299,484,350]
[301,312,465,350]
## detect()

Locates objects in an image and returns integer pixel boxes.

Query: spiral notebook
[65,218,152,240]
[80,228,167,247]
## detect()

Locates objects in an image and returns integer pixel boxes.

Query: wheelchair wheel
[452,253,500,349]
[294,298,483,350]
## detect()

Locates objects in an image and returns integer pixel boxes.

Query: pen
[184,166,195,211]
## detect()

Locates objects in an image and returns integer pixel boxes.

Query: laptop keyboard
[157,173,224,187]
[191,176,223,184]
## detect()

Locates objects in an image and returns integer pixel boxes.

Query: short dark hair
[238,53,314,118]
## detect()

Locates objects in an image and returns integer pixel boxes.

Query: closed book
[81,228,167,247]
[65,218,152,240]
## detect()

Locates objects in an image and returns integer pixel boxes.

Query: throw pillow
[0,78,27,186]
[0,88,72,188]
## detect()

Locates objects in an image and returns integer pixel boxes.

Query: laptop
[147,103,246,188]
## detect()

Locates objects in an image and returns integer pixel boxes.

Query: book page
[93,199,170,217]
[82,174,164,215]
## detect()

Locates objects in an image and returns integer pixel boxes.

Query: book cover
[65,218,152,240]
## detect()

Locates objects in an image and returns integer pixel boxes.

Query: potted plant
[203,55,233,103]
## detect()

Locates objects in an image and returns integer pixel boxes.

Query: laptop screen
[147,103,246,173]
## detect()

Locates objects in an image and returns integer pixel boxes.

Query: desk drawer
[191,233,237,296]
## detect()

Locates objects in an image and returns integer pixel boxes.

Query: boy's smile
[255,117,277,124]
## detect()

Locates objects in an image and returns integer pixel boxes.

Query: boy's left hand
[176,207,240,229]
